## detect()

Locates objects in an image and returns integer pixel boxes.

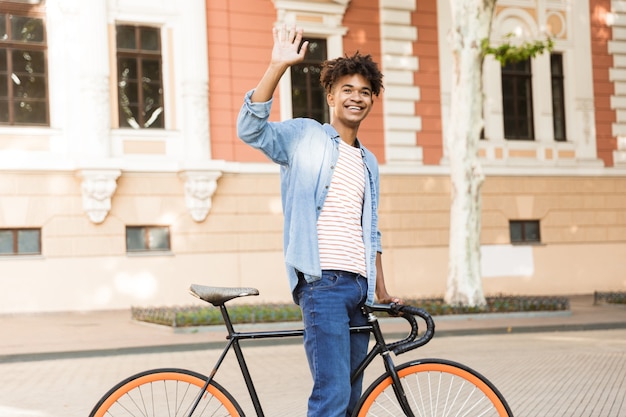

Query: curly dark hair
[319,51,384,97]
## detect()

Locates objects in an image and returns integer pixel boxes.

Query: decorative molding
[614,137,626,167]
[379,0,423,165]
[272,0,350,30]
[77,169,121,224]
[611,0,626,167]
[545,11,566,39]
[493,7,539,40]
[179,170,223,222]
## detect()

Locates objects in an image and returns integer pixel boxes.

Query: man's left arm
[374,252,403,304]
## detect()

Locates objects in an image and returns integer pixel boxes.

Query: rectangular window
[290,38,329,124]
[0,228,41,255]
[0,12,48,126]
[126,226,170,252]
[501,58,534,140]
[550,53,566,142]
[509,220,541,244]
[116,25,164,129]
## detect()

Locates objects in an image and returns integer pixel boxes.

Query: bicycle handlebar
[392,304,436,355]
[368,303,436,356]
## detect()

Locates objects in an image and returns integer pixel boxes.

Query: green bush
[594,291,626,305]
[132,295,570,328]
[394,295,569,316]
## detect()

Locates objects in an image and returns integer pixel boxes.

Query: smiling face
[327,73,374,131]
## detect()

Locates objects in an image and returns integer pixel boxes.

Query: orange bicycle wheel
[89,368,243,417]
[355,359,513,417]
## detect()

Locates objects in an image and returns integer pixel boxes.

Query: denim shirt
[237,90,382,305]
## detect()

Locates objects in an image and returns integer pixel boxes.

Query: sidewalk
[1,294,625,363]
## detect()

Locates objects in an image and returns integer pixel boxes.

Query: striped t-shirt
[317,139,367,276]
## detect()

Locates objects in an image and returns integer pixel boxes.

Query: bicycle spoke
[412,373,427,417]
[404,374,423,417]
[356,361,511,417]
[90,369,241,417]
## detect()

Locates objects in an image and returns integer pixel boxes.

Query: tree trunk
[444,0,496,306]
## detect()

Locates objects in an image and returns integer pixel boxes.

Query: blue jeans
[295,270,369,417]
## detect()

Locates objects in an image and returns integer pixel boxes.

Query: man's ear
[326,93,334,107]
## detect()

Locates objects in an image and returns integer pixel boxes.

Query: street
[1,329,625,417]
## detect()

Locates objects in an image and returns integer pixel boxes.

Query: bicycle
[89,284,514,416]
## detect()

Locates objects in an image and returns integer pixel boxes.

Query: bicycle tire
[89,367,244,417]
[354,359,513,417]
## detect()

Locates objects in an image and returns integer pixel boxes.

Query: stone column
[180,0,210,161]
[53,0,117,223]
[56,0,111,159]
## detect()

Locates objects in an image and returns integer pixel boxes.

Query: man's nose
[350,91,362,101]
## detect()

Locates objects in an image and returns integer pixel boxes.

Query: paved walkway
[0,294,625,417]
[1,293,625,362]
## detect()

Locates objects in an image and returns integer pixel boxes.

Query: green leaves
[482,34,554,65]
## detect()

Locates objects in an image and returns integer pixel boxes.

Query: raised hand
[271,24,308,67]
[250,25,309,103]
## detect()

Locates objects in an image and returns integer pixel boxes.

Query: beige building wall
[381,174,626,298]
[2,171,625,313]
[2,0,626,314]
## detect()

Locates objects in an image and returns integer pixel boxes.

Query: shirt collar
[323,123,362,149]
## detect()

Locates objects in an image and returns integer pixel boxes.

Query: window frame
[509,220,541,245]
[115,24,165,130]
[501,57,535,140]
[550,52,566,142]
[0,227,42,256]
[125,225,171,253]
[278,31,344,122]
[290,37,329,124]
[0,9,49,126]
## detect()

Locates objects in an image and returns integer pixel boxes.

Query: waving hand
[271,25,309,67]
[251,25,309,103]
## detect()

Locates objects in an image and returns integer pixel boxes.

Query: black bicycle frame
[187,304,417,417]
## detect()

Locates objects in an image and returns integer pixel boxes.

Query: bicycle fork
[366,311,416,417]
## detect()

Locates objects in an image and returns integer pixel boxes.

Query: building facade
[0,0,624,313]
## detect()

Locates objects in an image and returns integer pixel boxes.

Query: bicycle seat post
[218,304,237,337]
[217,302,267,416]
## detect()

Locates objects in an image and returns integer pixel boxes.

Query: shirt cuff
[243,89,273,118]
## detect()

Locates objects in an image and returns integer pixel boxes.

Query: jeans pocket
[309,273,339,291]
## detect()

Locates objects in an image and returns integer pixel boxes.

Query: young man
[237,25,402,417]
